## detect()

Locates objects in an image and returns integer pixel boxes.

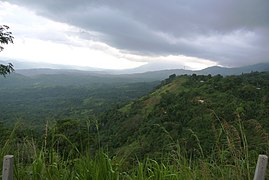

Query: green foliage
[0,72,269,179]
[0,25,14,51]
[0,25,14,77]
[0,63,14,77]
[0,75,159,127]
[0,119,259,179]
[100,72,269,160]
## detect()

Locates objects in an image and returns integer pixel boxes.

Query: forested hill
[100,72,269,159]
[1,71,269,178]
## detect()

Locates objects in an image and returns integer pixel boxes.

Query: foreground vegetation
[0,118,260,179]
[1,71,269,179]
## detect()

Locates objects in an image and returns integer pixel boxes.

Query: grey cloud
[3,0,269,66]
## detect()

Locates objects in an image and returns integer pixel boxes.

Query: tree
[0,25,14,77]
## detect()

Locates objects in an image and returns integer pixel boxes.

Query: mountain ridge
[13,62,269,81]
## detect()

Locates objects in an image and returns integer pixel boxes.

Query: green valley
[1,70,269,179]
[0,72,159,127]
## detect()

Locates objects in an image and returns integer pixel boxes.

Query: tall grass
[0,115,266,179]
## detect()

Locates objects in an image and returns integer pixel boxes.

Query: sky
[0,0,268,71]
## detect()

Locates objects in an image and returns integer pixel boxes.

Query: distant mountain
[123,62,269,80]
[108,61,185,74]
[197,63,269,75]
[3,59,269,81]
[0,59,104,71]
[122,69,192,81]
[15,68,104,77]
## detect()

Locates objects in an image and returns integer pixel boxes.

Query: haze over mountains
[1,59,269,76]
[4,61,269,81]
[1,58,269,89]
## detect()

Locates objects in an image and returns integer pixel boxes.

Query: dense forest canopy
[1,71,269,179]
[99,72,269,159]
[1,72,269,153]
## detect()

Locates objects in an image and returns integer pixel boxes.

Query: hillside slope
[100,72,269,159]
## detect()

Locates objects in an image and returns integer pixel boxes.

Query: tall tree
[0,25,14,77]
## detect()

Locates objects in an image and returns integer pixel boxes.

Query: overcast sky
[0,0,268,70]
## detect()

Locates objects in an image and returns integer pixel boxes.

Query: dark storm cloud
[3,0,269,66]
